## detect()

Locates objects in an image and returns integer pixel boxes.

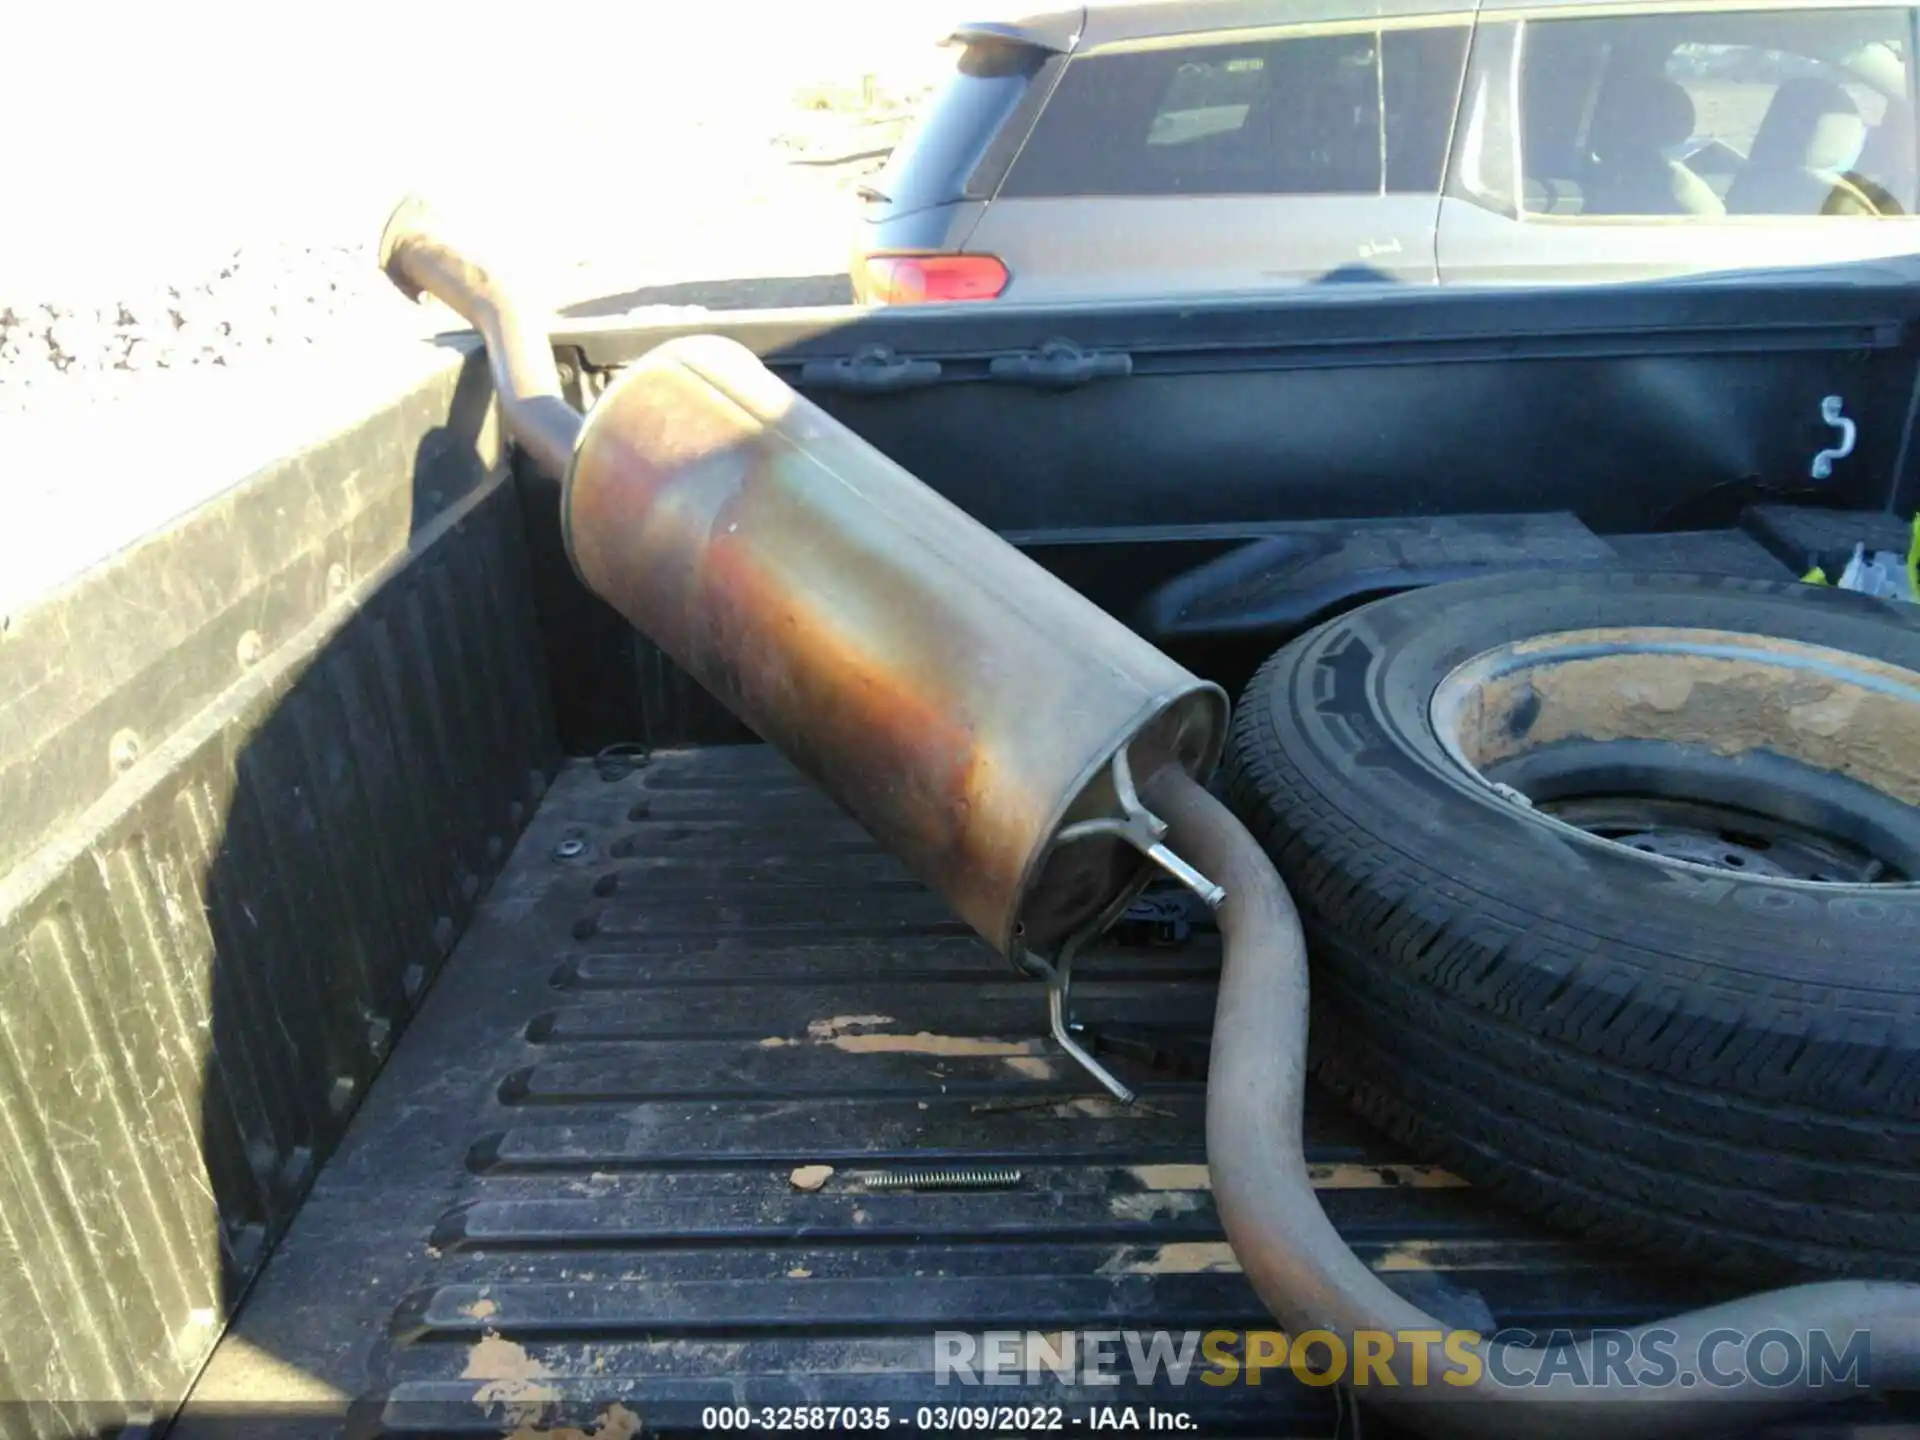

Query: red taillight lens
[858,253,1009,305]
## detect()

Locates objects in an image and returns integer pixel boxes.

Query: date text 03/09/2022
[698,1405,1194,1431]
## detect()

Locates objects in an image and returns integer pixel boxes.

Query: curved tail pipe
[378,196,583,479]
[1144,767,1920,1437]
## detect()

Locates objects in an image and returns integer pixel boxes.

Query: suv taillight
[858,253,1009,305]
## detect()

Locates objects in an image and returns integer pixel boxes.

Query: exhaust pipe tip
[377,194,435,303]
[371,195,582,479]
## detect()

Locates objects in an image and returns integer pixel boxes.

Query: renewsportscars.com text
[934,1327,1875,1391]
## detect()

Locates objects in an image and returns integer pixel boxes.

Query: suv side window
[1510,8,1915,218]
[999,25,1471,199]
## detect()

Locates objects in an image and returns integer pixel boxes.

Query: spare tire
[1223,570,1920,1280]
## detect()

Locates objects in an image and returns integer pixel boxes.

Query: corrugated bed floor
[181,746,1907,1438]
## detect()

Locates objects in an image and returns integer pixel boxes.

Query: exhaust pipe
[379,197,582,480]
[1145,770,1920,1438]
[378,196,1920,1436]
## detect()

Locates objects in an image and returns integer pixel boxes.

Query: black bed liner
[179,747,1909,1439]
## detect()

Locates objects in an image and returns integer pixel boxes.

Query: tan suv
[855,0,1920,302]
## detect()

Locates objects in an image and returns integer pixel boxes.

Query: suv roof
[974,0,1461,53]
[973,0,1876,54]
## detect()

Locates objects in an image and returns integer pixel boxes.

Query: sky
[0,0,974,612]
[0,0,969,304]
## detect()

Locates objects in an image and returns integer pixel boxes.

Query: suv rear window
[1000,26,1471,199]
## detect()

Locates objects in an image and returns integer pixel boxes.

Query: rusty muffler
[560,335,1226,969]
[380,199,1227,1098]
[379,196,1920,1436]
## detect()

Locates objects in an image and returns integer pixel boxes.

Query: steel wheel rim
[1428,626,1920,887]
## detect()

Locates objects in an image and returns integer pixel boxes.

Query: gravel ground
[0,1,962,609]
[0,99,923,412]
[0,29,946,411]
[0,241,405,400]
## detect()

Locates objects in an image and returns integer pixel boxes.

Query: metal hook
[1812,395,1857,481]
[1021,928,1136,1104]
[1052,746,1226,908]
[1016,747,1231,1099]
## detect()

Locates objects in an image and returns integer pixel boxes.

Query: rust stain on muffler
[565,338,1224,957]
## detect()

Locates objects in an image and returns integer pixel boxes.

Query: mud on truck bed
[7,207,1920,1440]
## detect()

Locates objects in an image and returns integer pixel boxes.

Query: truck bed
[26,265,1920,1440]
[179,745,1910,1439]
